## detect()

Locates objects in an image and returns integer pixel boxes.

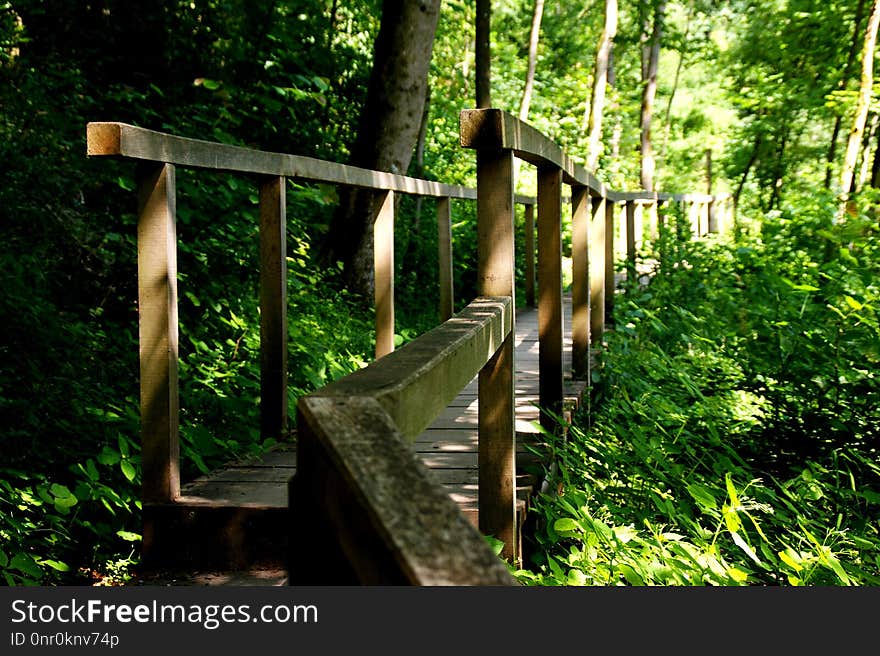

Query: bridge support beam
[259,175,288,439]
[136,162,180,506]
[537,166,563,433]
[589,195,606,350]
[524,202,536,308]
[604,199,616,326]
[570,186,589,379]
[476,148,518,565]
[374,190,395,359]
[437,196,454,321]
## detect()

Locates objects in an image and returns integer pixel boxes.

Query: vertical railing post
[570,186,590,380]
[589,194,606,351]
[259,176,288,439]
[374,190,395,359]
[625,200,637,280]
[604,198,616,326]
[524,202,536,308]
[647,195,659,246]
[476,148,517,564]
[437,196,454,322]
[688,199,699,237]
[708,196,718,234]
[537,166,563,433]
[136,162,180,505]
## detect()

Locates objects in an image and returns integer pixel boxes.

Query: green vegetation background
[1,0,877,585]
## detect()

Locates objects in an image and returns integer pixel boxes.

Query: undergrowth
[517,193,880,586]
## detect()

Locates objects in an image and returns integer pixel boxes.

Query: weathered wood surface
[259,176,288,439]
[168,297,584,573]
[460,108,729,206]
[476,148,518,563]
[137,162,180,504]
[414,295,585,529]
[88,122,478,200]
[313,296,511,441]
[291,395,517,585]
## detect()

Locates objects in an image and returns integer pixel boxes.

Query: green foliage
[519,199,880,585]
[0,0,379,584]
[3,0,878,587]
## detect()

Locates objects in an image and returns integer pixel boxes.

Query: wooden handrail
[88,122,479,200]
[291,297,517,584]
[460,109,730,204]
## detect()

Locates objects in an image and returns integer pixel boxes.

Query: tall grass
[518,195,880,585]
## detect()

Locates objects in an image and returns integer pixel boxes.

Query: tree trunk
[513,0,544,183]
[586,0,617,172]
[733,134,762,211]
[476,0,492,108]
[411,86,432,234]
[768,128,790,211]
[640,0,665,192]
[858,111,879,190]
[839,0,880,204]
[659,1,693,172]
[825,0,867,189]
[871,118,880,187]
[607,50,623,181]
[318,0,441,300]
[518,0,544,122]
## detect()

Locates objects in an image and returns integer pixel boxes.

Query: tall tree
[640,0,666,191]
[319,0,442,299]
[825,0,867,189]
[658,0,693,172]
[518,0,545,122]
[839,0,880,202]
[585,0,617,172]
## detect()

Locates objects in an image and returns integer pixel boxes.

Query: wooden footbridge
[86,109,729,585]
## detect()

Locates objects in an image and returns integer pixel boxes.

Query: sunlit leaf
[10,553,41,578]
[120,460,136,483]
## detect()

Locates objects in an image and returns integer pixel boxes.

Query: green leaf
[619,563,644,585]
[730,531,762,566]
[120,460,136,482]
[553,518,580,534]
[844,296,863,311]
[53,495,77,508]
[86,458,100,482]
[687,482,718,510]
[116,530,142,542]
[724,473,739,507]
[41,559,70,572]
[727,567,749,583]
[10,553,42,578]
[0,549,7,567]
[49,483,73,499]
[778,549,802,571]
[483,535,504,556]
[566,568,587,585]
[97,446,121,466]
[723,505,742,533]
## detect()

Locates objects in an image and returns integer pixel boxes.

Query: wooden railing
[86,111,729,585]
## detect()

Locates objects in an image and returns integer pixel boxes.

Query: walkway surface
[136,296,585,585]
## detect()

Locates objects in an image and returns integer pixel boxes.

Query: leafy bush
[519,197,880,585]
